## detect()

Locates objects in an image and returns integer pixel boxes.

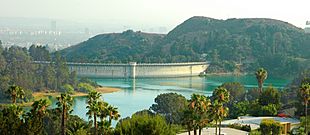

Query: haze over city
[1,0,309,33]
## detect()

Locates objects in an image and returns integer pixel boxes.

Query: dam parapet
[33,61,209,78]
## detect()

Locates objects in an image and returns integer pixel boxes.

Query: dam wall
[34,61,209,78]
[67,62,209,78]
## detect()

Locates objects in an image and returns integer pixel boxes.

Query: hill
[61,30,164,63]
[60,16,310,78]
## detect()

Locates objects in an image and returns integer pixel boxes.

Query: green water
[55,75,290,123]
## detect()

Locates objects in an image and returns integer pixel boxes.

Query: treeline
[0,43,77,103]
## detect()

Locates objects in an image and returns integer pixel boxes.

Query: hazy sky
[1,0,309,32]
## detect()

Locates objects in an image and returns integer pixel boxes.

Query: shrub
[249,130,261,135]
[271,122,282,135]
[228,123,251,132]
[115,112,175,135]
[61,84,74,94]
[78,83,95,92]
[260,119,282,135]
[260,104,278,116]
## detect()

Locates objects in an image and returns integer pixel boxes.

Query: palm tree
[212,86,230,135]
[182,108,194,135]
[7,85,25,104]
[210,101,221,135]
[57,93,73,135]
[212,87,230,104]
[300,83,310,134]
[0,104,24,134]
[189,94,211,135]
[25,99,50,134]
[106,105,120,125]
[86,91,102,135]
[98,120,113,135]
[255,68,268,93]
[67,121,88,135]
[30,99,49,117]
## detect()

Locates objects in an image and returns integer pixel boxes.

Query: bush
[115,112,175,135]
[78,78,99,87]
[150,93,187,124]
[61,84,74,94]
[260,119,282,135]
[249,130,261,135]
[78,83,95,92]
[260,104,278,116]
[228,123,251,132]
[271,122,282,135]
[260,119,273,135]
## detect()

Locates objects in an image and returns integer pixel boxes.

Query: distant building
[305,27,310,33]
[51,21,56,31]
[305,21,310,33]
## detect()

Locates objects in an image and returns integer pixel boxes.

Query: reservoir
[52,75,290,123]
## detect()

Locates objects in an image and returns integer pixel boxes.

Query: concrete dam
[66,62,209,78]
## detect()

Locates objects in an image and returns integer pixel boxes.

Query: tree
[260,119,281,135]
[255,68,268,93]
[86,91,102,135]
[188,94,211,135]
[258,86,280,108]
[23,99,50,134]
[182,108,194,135]
[115,112,175,135]
[106,105,120,125]
[62,84,74,94]
[212,86,230,135]
[56,93,73,135]
[211,100,229,135]
[78,82,95,92]
[67,119,89,135]
[7,85,25,104]
[54,52,70,91]
[4,46,35,90]
[229,101,250,118]
[29,45,51,61]
[220,82,245,103]
[299,83,310,134]
[212,86,230,104]
[150,93,188,124]
[0,104,24,134]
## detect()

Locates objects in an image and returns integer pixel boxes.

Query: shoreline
[32,86,120,99]
[0,86,121,107]
[203,72,248,76]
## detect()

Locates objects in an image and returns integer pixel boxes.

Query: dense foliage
[281,69,310,116]
[150,93,188,124]
[260,119,282,135]
[115,112,175,135]
[60,17,310,78]
[0,44,77,103]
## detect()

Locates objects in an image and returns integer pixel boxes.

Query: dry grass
[95,86,120,94]
[32,86,120,99]
[0,86,122,107]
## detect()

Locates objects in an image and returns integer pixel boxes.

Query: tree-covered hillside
[61,30,164,63]
[60,16,310,78]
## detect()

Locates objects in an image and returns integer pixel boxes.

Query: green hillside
[61,30,164,63]
[60,16,310,78]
